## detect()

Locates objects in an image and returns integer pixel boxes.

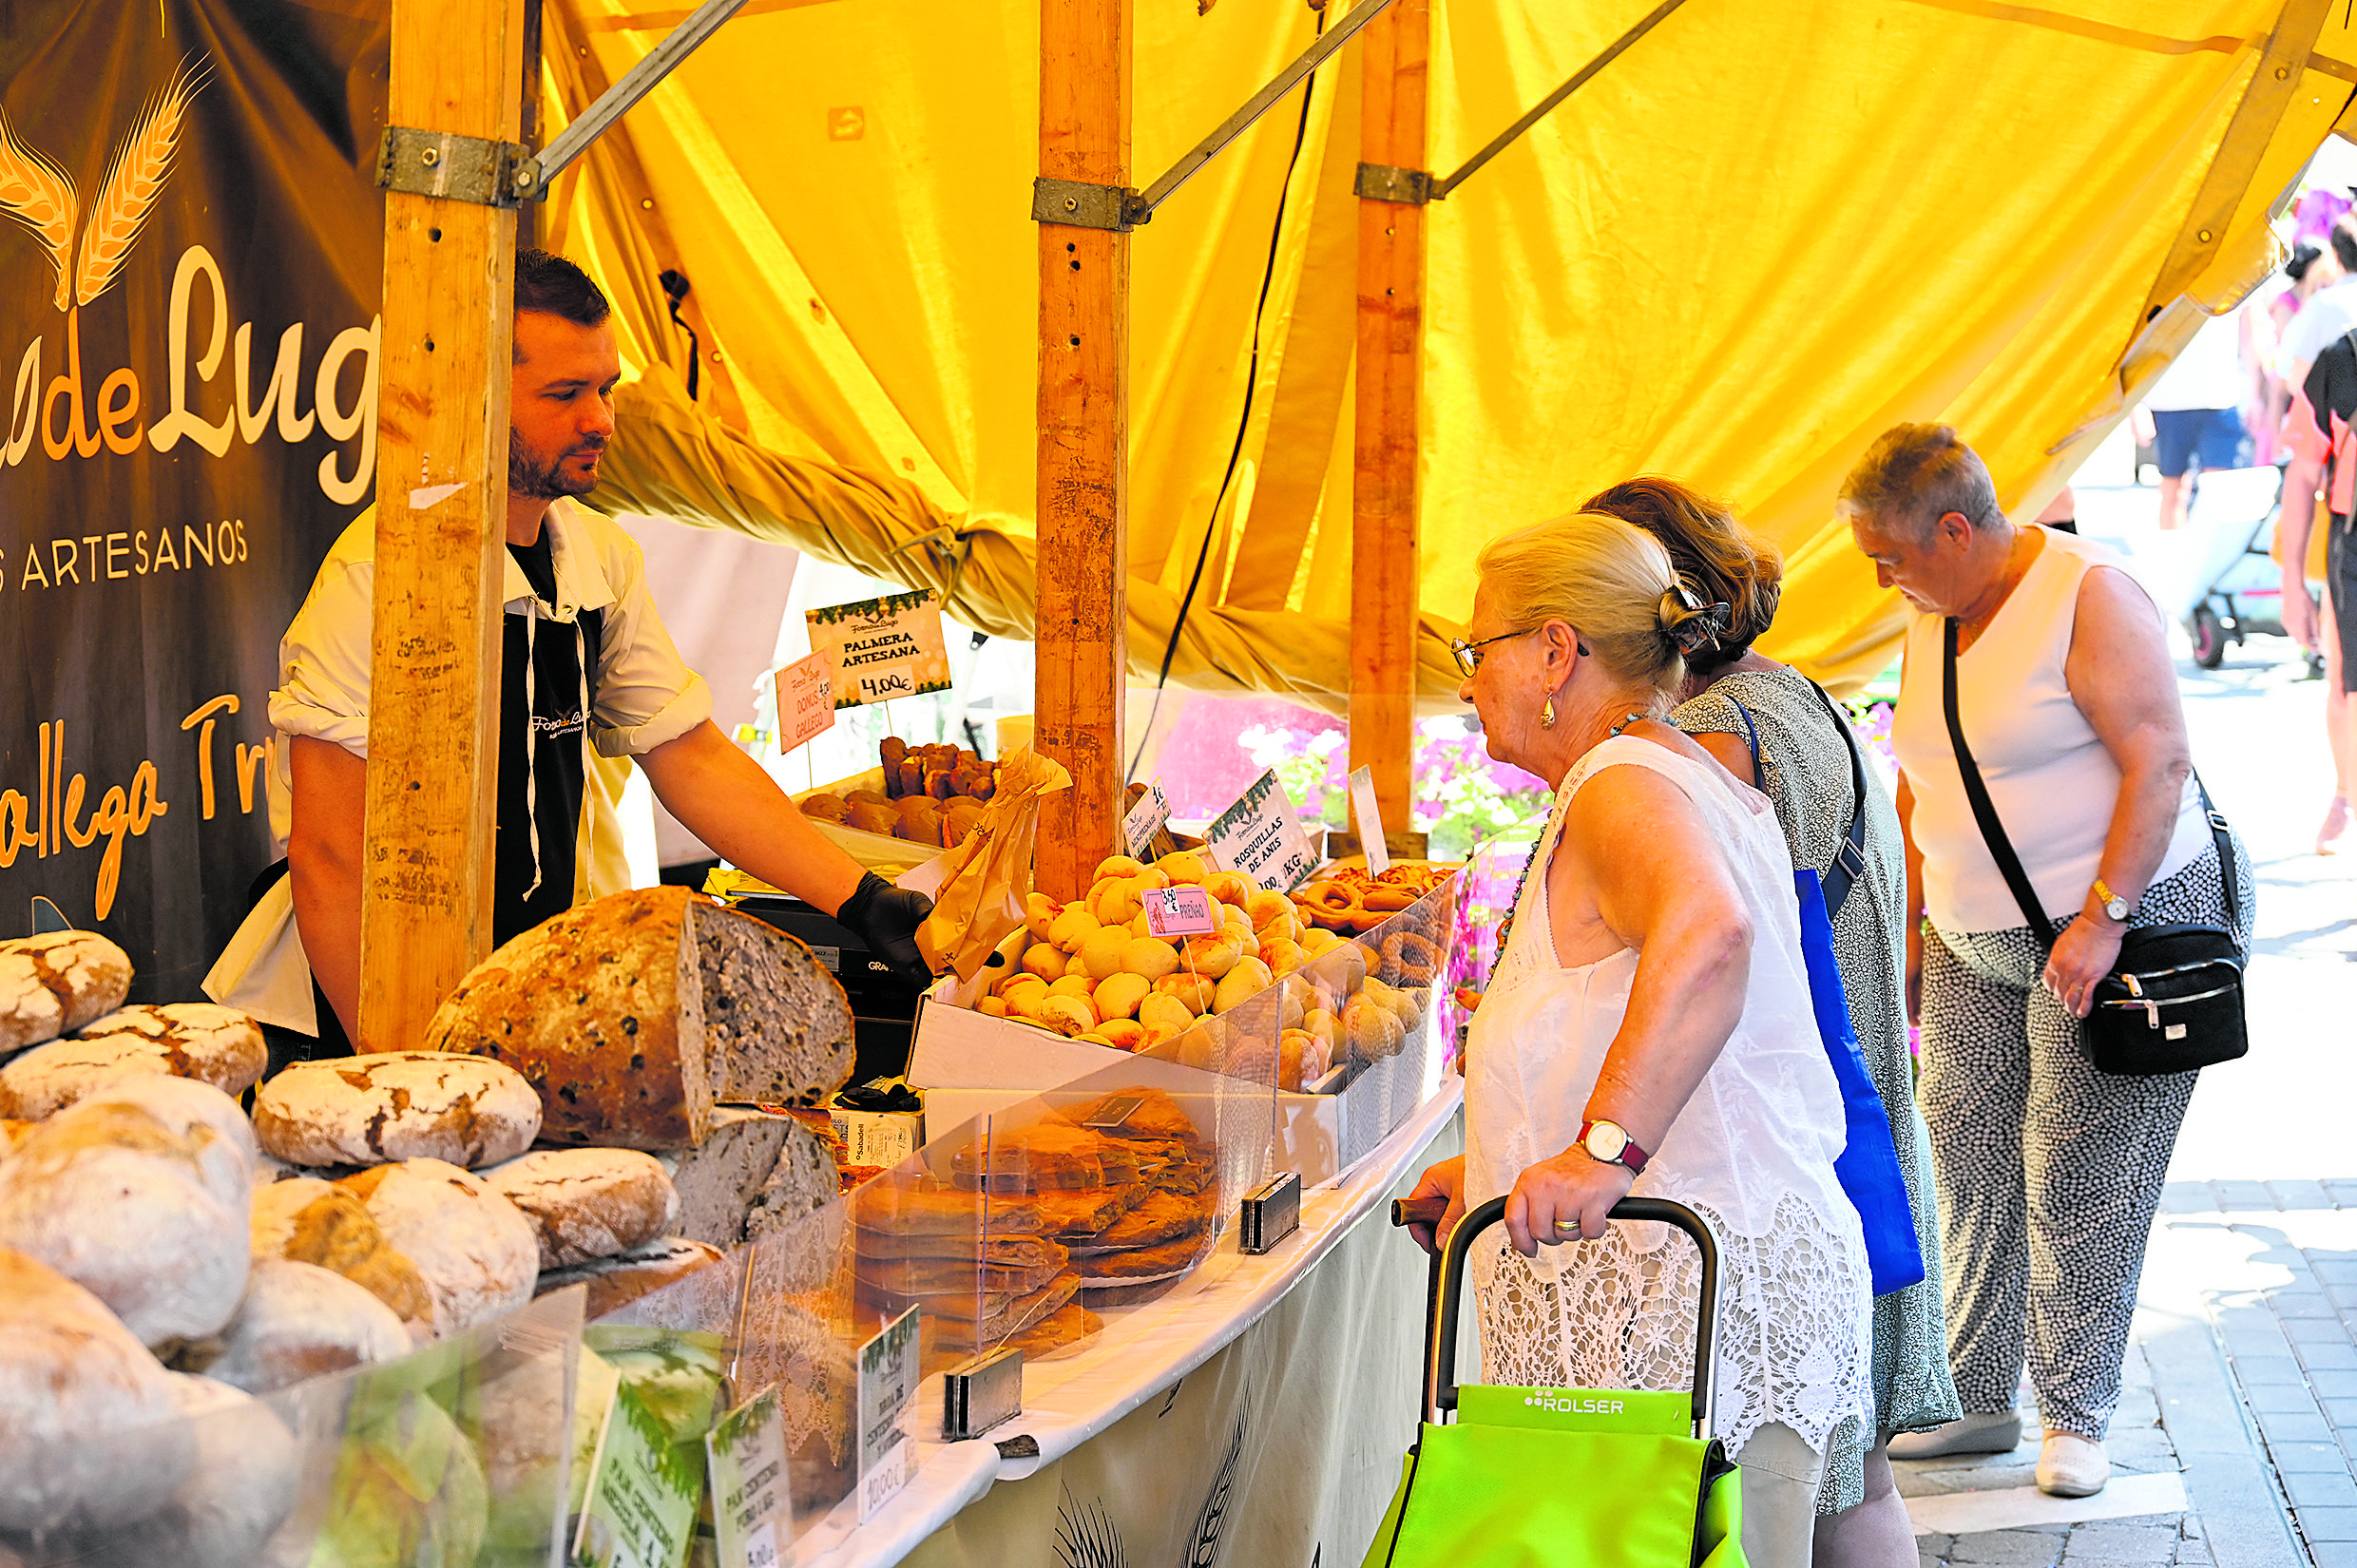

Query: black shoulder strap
[1808,679,1872,920]
[1942,617,2057,947]
[2195,774,2241,937]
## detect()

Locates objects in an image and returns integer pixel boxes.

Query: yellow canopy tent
[536,0,2357,702]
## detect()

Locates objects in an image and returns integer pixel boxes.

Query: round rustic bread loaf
[0,1004,266,1119]
[478,1148,680,1270]
[201,1258,412,1394]
[0,931,132,1055]
[252,1051,542,1169]
[75,1076,257,1210]
[249,1178,433,1339]
[0,1248,195,1535]
[0,1097,249,1349]
[339,1159,539,1337]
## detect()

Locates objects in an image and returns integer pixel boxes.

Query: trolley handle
[1423,1195,1720,1436]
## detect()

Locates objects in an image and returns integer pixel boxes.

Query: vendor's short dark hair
[514,249,610,329]
[1837,423,2001,545]
[2288,242,2325,283]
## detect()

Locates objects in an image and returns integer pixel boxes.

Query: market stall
[10,1,2357,1565]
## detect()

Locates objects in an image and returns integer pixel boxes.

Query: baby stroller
[2175,465,2324,673]
[1363,1195,1745,1567]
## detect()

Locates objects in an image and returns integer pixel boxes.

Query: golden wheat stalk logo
[0,108,78,312]
[0,56,206,316]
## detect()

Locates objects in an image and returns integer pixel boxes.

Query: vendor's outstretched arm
[638,720,936,981]
[288,736,366,1044]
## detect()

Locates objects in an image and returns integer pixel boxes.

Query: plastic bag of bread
[918,745,1071,985]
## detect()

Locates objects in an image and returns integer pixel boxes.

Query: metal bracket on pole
[376,126,537,206]
[1037,0,1399,232]
[1353,163,1430,205]
[527,0,754,193]
[1420,0,1691,203]
[1033,177,1148,232]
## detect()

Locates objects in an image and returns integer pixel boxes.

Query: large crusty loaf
[533,1235,724,1321]
[248,1177,434,1338]
[419,887,855,1150]
[0,1248,195,1535]
[0,1097,249,1349]
[479,1148,680,1269]
[0,1004,266,1119]
[250,1051,542,1169]
[0,931,131,1055]
[338,1159,539,1338]
[661,1107,839,1249]
[200,1258,412,1394]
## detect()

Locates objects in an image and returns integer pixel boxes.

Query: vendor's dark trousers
[1913,847,2242,1441]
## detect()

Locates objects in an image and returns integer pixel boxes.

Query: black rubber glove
[835,871,937,989]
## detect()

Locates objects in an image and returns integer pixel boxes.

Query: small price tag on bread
[1141,886,1217,938]
[1122,778,1173,859]
[1348,765,1390,877]
[773,650,837,755]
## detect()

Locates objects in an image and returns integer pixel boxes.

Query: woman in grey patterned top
[1589,478,1960,1567]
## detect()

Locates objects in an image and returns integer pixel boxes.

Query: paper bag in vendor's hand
[917,746,1070,985]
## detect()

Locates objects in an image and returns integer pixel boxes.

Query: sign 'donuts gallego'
[804,590,953,710]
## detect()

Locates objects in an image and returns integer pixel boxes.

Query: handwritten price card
[1122,778,1173,860]
[1205,769,1321,893]
[805,591,953,710]
[772,651,837,755]
[1142,885,1218,938]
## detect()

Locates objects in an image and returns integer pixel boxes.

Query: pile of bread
[853,1087,1217,1356]
[963,851,1436,1091]
[0,888,862,1563]
[800,737,997,849]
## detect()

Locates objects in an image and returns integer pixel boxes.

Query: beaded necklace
[1489,712,1648,971]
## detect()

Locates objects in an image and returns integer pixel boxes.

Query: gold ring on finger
[1553,1218,1581,1234]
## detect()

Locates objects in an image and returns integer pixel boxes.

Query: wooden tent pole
[1033,0,1133,902]
[356,0,526,1049]
[1349,0,1428,843]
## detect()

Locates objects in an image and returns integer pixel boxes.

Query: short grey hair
[1836,423,2001,545]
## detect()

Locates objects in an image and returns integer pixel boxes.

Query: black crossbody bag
[1941,619,2248,1075]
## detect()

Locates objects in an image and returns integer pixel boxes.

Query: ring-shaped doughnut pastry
[1380,930,1443,986]
[1357,887,1419,915]
[1304,880,1364,915]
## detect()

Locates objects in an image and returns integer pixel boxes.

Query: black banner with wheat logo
[0,0,388,999]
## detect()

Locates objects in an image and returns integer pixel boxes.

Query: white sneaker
[2037,1432,2109,1498]
[1887,1411,2023,1459]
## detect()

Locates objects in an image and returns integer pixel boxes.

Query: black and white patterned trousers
[1917,835,2252,1441]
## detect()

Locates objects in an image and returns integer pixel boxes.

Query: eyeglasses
[1450,627,1537,679]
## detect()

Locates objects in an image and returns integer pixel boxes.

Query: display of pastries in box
[849,1088,1221,1342]
[955,851,1456,1093]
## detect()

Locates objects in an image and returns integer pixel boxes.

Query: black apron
[494,531,604,945]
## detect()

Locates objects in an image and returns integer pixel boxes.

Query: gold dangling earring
[1540,695,1557,729]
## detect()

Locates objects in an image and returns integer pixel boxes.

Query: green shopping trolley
[1361,1195,1747,1568]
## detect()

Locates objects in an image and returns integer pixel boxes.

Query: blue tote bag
[1729,697,1925,1296]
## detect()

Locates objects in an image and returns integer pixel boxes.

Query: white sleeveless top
[1891,527,2210,934]
[1463,735,1871,1457]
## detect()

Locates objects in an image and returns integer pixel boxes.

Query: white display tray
[905,995,1348,1188]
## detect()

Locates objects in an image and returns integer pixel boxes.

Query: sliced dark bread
[421,887,853,1151]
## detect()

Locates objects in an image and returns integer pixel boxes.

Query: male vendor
[241,251,928,1048]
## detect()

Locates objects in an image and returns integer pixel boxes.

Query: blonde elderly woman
[1408,511,1872,1568]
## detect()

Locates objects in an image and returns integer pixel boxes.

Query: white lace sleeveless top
[1462,735,1871,1457]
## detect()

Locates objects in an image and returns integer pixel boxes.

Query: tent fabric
[541,0,2357,701]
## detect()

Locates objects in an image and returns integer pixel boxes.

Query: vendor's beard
[509,437,603,500]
